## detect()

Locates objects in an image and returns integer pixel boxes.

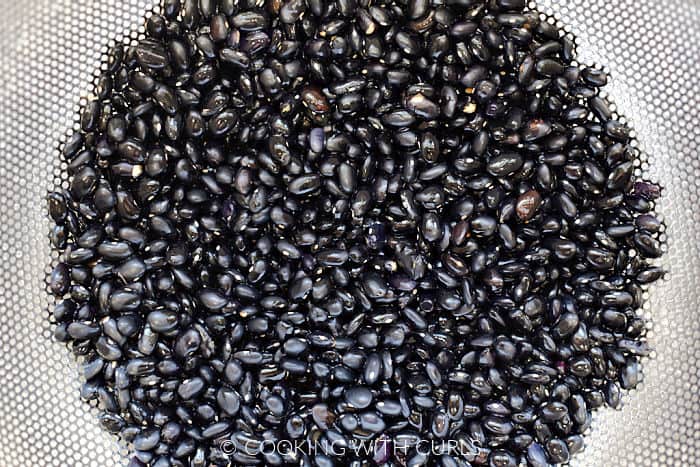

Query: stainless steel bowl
[0,0,695,465]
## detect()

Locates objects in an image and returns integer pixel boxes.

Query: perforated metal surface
[0,0,695,465]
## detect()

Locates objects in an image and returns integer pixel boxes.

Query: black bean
[209,109,237,137]
[116,258,146,283]
[133,429,160,451]
[317,249,349,266]
[383,110,416,127]
[109,289,142,312]
[80,101,101,132]
[497,0,526,10]
[312,403,335,430]
[344,387,373,409]
[232,11,266,32]
[547,439,570,464]
[634,233,663,258]
[153,85,179,115]
[338,162,357,193]
[527,442,549,467]
[634,181,662,200]
[405,92,440,119]
[199,289,228,310]
[98,242,133,261]
[136,39,168,70]
[518,55,535,84]
[487,153,523,177]
[637,266,665,284]
[522,119,552,141]
[309,128,325,153]
[70,167,97,199]
[95,336,123,360]
[586,247,615,270]
[471,215,497,237]
[280,0,306,23]
[536,58,565,76]
[177,377,205,400]
[582,67,608,86]
[49,263,70,296]
[215,387,240,416]
[407,0,428,19]
[359,412,385,433]
[289,174,320,195]
[620,360,641,389]
[201,421,232,439]
[66,322,100,340]
[147,310,179,333]
[47,192,68,222]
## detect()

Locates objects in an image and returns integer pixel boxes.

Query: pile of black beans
[47,0,666,465]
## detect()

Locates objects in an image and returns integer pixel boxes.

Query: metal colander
[0,0,695,465]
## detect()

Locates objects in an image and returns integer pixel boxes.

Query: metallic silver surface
[0,0,695,465]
